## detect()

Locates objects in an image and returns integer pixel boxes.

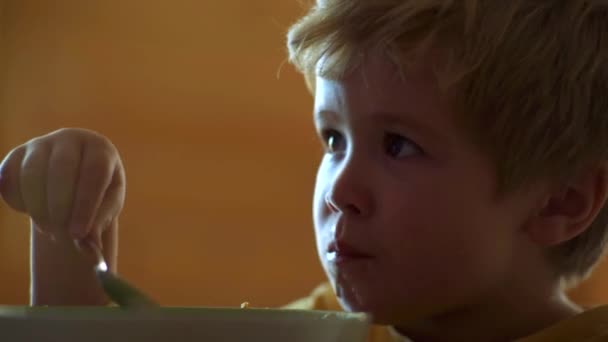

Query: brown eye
[322,129,345,153]
[383,133,423,158]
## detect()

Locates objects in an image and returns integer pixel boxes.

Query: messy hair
[287,0,608,285]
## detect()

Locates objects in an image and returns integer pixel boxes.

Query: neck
[393,283,581,342]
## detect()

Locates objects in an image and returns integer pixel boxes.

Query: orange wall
[0,0,606,308]
[0,0,325,307]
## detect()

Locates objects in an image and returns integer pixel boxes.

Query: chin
[336,289,438,326]
[334,286,386,320]
[337,297,403,325]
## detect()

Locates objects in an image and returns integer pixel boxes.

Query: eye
[383,133,423,158]
[321,129,346,153]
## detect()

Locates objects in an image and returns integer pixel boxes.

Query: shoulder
[282,282,341,311]
[282,282,411,342]
[520,305,608,341]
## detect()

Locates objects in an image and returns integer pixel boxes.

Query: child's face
[312,52,542,323]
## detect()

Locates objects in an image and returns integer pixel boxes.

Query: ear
[525,164,608,246]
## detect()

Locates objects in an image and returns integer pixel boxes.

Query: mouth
[326,240,373,264]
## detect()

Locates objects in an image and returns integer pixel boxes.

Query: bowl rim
[0,305,370,323]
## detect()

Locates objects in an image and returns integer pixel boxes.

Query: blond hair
[287,0,608,284]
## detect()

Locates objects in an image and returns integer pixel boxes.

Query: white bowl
[0,306,370,342]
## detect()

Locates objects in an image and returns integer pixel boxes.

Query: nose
[324,157,372,217]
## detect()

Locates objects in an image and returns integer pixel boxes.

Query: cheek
[382,183,513,285]
[313,155,338,211]
[312,159,332,242]
[382,172,503,256]
[312,160,328,221]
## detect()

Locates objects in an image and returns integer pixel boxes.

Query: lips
[327,240,373,262]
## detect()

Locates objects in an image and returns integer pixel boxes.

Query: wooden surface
[0,0,606,308]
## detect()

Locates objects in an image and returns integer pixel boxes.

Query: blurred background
[0,0,606,308]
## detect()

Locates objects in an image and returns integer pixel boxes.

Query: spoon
[85,241,158,308]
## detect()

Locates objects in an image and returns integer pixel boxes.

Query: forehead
[314,53,447,119]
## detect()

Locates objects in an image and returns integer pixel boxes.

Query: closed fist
[0,128,126,247]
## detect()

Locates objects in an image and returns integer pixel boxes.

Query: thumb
[0,147,27,213]
[30,219,57,242]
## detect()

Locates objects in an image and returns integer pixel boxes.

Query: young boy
[282,0,608,340]
[2,0,608,340]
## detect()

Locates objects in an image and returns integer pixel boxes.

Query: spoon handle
[95,268,159,308]
[84,240,158,308]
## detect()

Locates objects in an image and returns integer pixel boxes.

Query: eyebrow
[374,111,444,140]
[314,110,339,123]
[315,110,447,144]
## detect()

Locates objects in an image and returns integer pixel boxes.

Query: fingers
[88,166,126,249]
[68,141,118,240]
[46,139,83,234]
[77,216,120,272]
[0,128,126,246]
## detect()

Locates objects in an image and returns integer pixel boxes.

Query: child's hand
[0,128,126,305]
[0,128,126,247]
